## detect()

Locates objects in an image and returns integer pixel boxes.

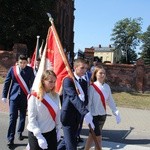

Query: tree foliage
[0,0,54,55]
[111,18,142,64]
[140,25,150,65]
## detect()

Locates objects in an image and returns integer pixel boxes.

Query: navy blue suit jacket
[2,65,35,100]
[60,77,88,126]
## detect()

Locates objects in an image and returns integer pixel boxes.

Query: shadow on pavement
[80,127,150,149]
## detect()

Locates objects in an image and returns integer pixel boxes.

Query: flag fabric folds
[32,24,73,94]
[46,26,73,93]
[30,50,35,68]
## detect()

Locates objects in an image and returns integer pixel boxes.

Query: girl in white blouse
[84,65,121,150]
[27,70,61,150]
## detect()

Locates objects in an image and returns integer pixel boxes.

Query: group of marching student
[1,55,121,150]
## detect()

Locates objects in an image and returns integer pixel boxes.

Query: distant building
[84,47,95,61]
[84,44,122,63]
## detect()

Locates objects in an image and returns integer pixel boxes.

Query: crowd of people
[1,55,121,150]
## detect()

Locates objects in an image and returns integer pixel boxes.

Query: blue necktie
[79,78,82,84]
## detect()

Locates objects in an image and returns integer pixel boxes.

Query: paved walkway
[78,107,150,149]
[0,84,9,112]
[0,84,150,149]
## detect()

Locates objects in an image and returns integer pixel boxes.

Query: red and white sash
[30,92,58,121]
[13,65,30,96]
[91,83,106,110]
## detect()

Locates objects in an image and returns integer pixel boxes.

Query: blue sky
[74,0,150,53]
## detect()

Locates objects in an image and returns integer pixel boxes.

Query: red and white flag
[46,26,73,92]
[32,24,73,93]
[30,50,35,68]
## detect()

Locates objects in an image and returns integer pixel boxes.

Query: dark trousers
[76,115,84,138]
[28,128,57,150]
[7,95,27,142]
[57,123,79,150]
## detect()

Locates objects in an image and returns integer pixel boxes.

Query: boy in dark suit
[58,58,94,150]
[1,55,35,148]
[76,60,92,143]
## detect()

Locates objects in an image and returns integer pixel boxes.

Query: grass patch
[112,92,150,110]
[0,76,4,84]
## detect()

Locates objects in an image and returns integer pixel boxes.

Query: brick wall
[0,50,149,93]
[144,65,150,92]
[103,59,150,93]
[0,43,27,78]
[0,51,16,77]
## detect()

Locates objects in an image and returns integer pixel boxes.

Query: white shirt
[88,81,117,116]
[73,72,85,101]
[27,93,61,136]
[74,72,82,81]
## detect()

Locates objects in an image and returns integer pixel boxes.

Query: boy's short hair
[74,58,86,67]
[18,55,27,61]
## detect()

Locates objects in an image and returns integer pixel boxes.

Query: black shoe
[7,140,14,148]
[77,136,84,143]
[18,133,24,141]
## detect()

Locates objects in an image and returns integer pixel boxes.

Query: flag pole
[31,35,40,68]
[46,13,101,150]
[35,35,40,60]
[40,39,44,57]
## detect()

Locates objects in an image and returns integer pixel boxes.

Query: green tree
[0,0,55,55]
[140,25,150,65]
[111,18,142,64]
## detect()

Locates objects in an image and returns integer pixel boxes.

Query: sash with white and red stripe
[91,83,106,110]
[13,65,30,96]
[30,92,58,121]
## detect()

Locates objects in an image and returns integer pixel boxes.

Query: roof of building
[94,46,115,52]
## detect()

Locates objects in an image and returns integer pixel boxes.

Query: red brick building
[84,47,95,61]
[53,0,75,62]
